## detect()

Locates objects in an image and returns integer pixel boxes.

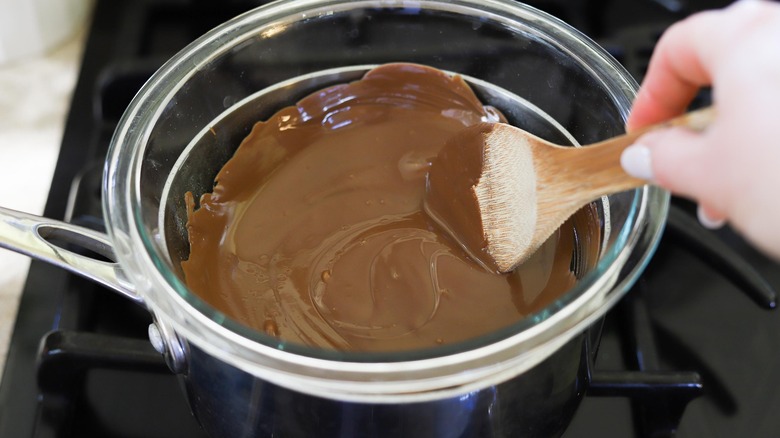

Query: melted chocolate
[182,64,600,352]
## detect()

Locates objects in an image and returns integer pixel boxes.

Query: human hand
[620,0,780,261]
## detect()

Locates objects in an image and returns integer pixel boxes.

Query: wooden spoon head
[424,122,544,273]
[472,123,541,272]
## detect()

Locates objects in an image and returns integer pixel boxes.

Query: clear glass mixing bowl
[104,0,669,401]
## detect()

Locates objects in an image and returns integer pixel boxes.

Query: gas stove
[2,0,778,437]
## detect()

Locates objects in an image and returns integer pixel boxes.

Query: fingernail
[620,144,655,181]
[697,205,726,229]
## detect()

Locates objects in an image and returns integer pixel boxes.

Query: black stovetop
[2,0,778,437]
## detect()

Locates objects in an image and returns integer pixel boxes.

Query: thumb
[621,127,726,223]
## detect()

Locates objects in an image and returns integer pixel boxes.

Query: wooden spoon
[424,106,715,273]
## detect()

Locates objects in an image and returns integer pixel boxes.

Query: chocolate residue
[424,122,500,272]
[182,63,600,352]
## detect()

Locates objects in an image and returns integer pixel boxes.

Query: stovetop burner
[2,1,778,437]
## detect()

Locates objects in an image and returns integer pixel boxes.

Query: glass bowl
[104,0,669,401]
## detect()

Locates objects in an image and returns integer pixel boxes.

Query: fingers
[622,127,710,196]
[626,10,723,131]
[621,126,726,227]
[628,1,780,131]
[697,204,726,229]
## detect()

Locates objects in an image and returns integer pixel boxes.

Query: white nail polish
[697,205,726,229]
[620,144,654,181]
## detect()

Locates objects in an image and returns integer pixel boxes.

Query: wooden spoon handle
[632,105,715,136]
[592,105,716,152]
[558,106,716,200]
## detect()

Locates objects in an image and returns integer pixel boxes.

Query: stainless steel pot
[0,1,669,436]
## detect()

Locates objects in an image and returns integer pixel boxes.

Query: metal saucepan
[0,1,669,436]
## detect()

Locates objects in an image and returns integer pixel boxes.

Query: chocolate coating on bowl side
[182,63,600,352]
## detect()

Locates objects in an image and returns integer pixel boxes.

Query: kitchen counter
[0,28,87,380]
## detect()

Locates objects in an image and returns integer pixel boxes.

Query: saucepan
[0,1,669,436]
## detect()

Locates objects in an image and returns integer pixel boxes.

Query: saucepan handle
[0,206,143,306]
